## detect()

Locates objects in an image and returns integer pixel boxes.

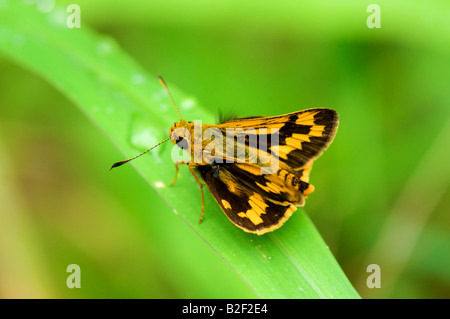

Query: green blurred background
[0,0,449,298]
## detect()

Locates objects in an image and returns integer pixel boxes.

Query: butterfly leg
[187,163,205,224]
[169,160,188,186]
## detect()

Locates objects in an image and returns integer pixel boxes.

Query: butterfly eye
[176,136,189,150]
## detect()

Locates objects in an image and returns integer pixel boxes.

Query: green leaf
[0,2,359,298]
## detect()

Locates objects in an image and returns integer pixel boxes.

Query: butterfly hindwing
[196,163,306,234]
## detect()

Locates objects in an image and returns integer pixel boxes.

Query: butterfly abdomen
[277,169,314,195]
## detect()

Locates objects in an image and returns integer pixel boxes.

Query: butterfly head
[169,120,193,150]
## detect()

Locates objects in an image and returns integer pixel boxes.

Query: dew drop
[155,181,165,188]
[180,98,195,110]
[159,103,169,113]
[36,0,54,13]
[130,115,166,161]
[131,73,147,85]
[96,38,116,56]
[106,106,114,114]
[151,91,162,102]
[47,6,66,27]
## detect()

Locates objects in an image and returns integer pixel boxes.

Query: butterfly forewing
[218,108,338,170]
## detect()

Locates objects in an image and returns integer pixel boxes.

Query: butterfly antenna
[109,137,170,171]
[158,76,183,121]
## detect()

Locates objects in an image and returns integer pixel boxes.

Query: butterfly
[111,77,339,235]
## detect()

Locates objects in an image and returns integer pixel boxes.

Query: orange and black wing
[218,108,339,181]
[196,163,311,235]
